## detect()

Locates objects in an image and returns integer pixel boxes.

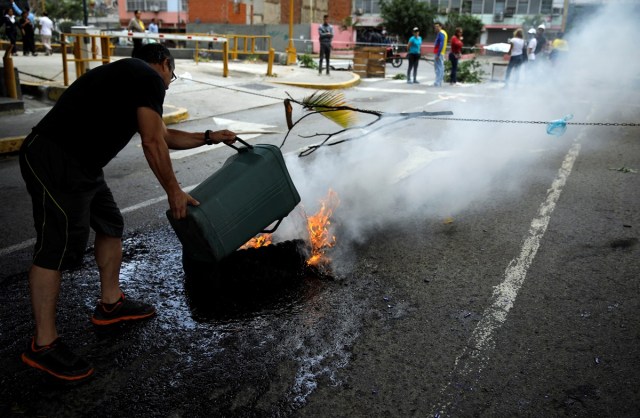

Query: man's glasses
[168,59,177,83]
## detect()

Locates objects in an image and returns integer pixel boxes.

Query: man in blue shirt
[318,14,334,75]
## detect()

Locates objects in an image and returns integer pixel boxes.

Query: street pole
[286,0,297,65]
[561,0,569,33]
[82,0,88,26]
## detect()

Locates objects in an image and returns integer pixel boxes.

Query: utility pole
[286,0,297,64]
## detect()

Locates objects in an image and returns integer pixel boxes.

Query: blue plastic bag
[547,114,574,136]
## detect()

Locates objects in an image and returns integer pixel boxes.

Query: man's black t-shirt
[35,58,165,170]
[534,34,547,55]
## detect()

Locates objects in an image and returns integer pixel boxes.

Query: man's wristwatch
[204,129,213,145]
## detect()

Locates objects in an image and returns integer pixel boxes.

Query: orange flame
[306,189,340,267]
[239,189,339,268]
[240,233,272,250]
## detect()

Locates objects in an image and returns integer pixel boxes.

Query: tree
[522,14,547,32]
[444,13,484,47]
[379,0,438,42]
[45,0,85,25]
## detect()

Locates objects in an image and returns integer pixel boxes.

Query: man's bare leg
[94,232,123,304]
[29,265,62,346]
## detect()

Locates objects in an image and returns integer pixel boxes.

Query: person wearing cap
[527,28,538,61]
[534,24,548,59]
[406,27,422,84]
[433,22,448,87]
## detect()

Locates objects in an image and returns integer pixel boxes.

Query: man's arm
[137,107,196,220]
[164,127,236,150]
[137,107,237,219]
[434,33,445,55]
[11,1,23,15]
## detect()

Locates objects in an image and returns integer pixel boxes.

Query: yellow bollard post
[286,0,297,65]
[223,42,229,77]
[267,48,274,76]
[3,48,18,99]
[100,36,111,65]
[73,38,84,78]
[61,34,69,86]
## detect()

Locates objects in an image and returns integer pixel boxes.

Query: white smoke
[275,2,639,273]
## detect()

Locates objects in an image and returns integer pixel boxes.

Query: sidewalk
[0,53,360,153]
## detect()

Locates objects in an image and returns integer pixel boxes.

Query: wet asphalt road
[1,71,640,417]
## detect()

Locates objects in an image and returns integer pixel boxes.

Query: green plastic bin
[167,142,301,262]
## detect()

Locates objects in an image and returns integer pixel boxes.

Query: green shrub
[298,54,318,69]
[445,58,485,83]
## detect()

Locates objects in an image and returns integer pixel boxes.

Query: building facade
[118,0,352,29]
[354,0,568,44]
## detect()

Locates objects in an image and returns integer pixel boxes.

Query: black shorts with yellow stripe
[19,133,124,271]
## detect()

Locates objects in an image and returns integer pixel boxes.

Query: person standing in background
[534,24,548,61]
[433,22,448,87]
[19,10,37,56]
[406,27,422,84]
[448,27,463,85]
[2,8,19,56]
[39,12,54,55]
[504,29,525,87]
[318,14,333,75]
[526,28,537,62]
[550,32,569,66]
[128,10,145,57]
[149,18,158,34]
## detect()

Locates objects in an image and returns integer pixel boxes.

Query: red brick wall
[189,0,246,24]
[329,0,351,23]
[281,0,302,24]
[279,0,350,24]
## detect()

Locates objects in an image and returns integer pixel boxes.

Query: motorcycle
[385,44,403,68]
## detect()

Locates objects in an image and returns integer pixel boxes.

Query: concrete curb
[0,101,189,155]
[0,136,25,154]
[269,72,360,90]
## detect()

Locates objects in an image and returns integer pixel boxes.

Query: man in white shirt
[527,28,537,61]
[39,12,54,55]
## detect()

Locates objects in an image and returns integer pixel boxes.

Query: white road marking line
[432,138,583,416]
[1,184,200,257]
[0,239,36,257]
[355,87,426,95]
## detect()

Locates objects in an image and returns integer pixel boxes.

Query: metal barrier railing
[103,31,274,78]
[60,33,112,85]
[192,33,274,76]
[5,31,275,87]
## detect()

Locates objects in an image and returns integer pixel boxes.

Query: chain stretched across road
[416,117,640,127]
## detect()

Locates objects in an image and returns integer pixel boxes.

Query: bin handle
[261,218,283,234]
[225,136,254,152]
